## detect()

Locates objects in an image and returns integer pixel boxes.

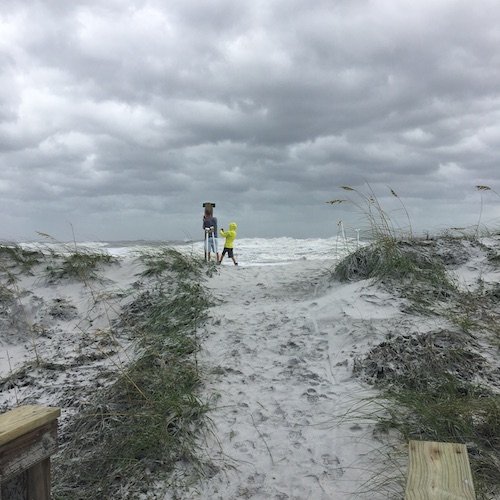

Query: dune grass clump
[328,184,413,242]
[333,238,458,315]
[368,369,500,498]
[139,247,218,280]
[354,328,487,391]
[33,231,118,284]
[0,243,42,301]
[347,245,500,497]
[52,248,214,499]
[330,185,500,498]
[0,244,46,365]
[54,355,209,499]
[333,239,451,285]
[0,244,42,276]
[139,247,205,279]
[44,249,117,283]
[329,185,459,311]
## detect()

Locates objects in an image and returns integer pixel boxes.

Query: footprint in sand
[303,387,320,403]
[321,453,344,478]
[233,439,256,454]
[288,428,306,450]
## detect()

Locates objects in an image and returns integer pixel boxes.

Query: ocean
[20,235,362,266]
[179,236,362,265]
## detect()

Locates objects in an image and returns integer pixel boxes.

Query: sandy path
[181,260,403,499]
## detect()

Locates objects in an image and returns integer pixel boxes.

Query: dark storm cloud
[1,0,500,241]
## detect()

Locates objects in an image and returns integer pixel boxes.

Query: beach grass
[49,247,214,499]
[328,184,413,242]
[331,185,500,498]
[43,248,117,283]
[0,243,46,366]
[0,242,214,498]
[0,243,42,275]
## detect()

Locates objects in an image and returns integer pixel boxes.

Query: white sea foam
[20,235,363,265]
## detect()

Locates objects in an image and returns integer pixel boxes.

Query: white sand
[2,238,499,498]
[177,259,407,499]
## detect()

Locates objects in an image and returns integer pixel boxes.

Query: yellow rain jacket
[220,222,237,248]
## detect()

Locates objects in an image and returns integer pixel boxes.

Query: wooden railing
[405,440,476,499]
[0,405,60,500]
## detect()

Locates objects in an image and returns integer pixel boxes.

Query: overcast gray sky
[1,0,499,242]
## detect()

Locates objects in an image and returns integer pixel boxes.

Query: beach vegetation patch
[330,186,500,496]
[0,244,42,276]
[333,238,458,315]
[51,248,214,499]
[348,238,500,498]
[0,245,41,321]
[44,249,117,283]
[139,246,209,281]
[327,184,413,242]
[332,239,450,283]
[328,186,456,298]
[371,379,500,498]
[354,328,488,392]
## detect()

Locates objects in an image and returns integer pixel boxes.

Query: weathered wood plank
[405,440,476,499]
[0,471,25,500]
[1,458,53,500]
[27,457,52,500]
[0,420,58,482]
[0,405,60,447]
[0,406,60,499]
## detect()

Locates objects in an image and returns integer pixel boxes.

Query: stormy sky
[1,0,499,242]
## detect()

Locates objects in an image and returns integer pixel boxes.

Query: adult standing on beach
[202,203,219,262]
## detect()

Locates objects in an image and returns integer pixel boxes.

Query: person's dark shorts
[222,247,234,258]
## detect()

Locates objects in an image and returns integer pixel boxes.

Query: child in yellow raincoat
[219,222,238,265]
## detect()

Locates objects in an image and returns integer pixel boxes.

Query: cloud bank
[1,0,499,241]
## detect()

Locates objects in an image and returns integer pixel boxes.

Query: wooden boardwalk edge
[405,440,476,499]
[0,405,61,500]
[0,405,60,447]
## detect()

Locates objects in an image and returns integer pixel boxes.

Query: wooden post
[405,440,476,499]
[0,405,60,500]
